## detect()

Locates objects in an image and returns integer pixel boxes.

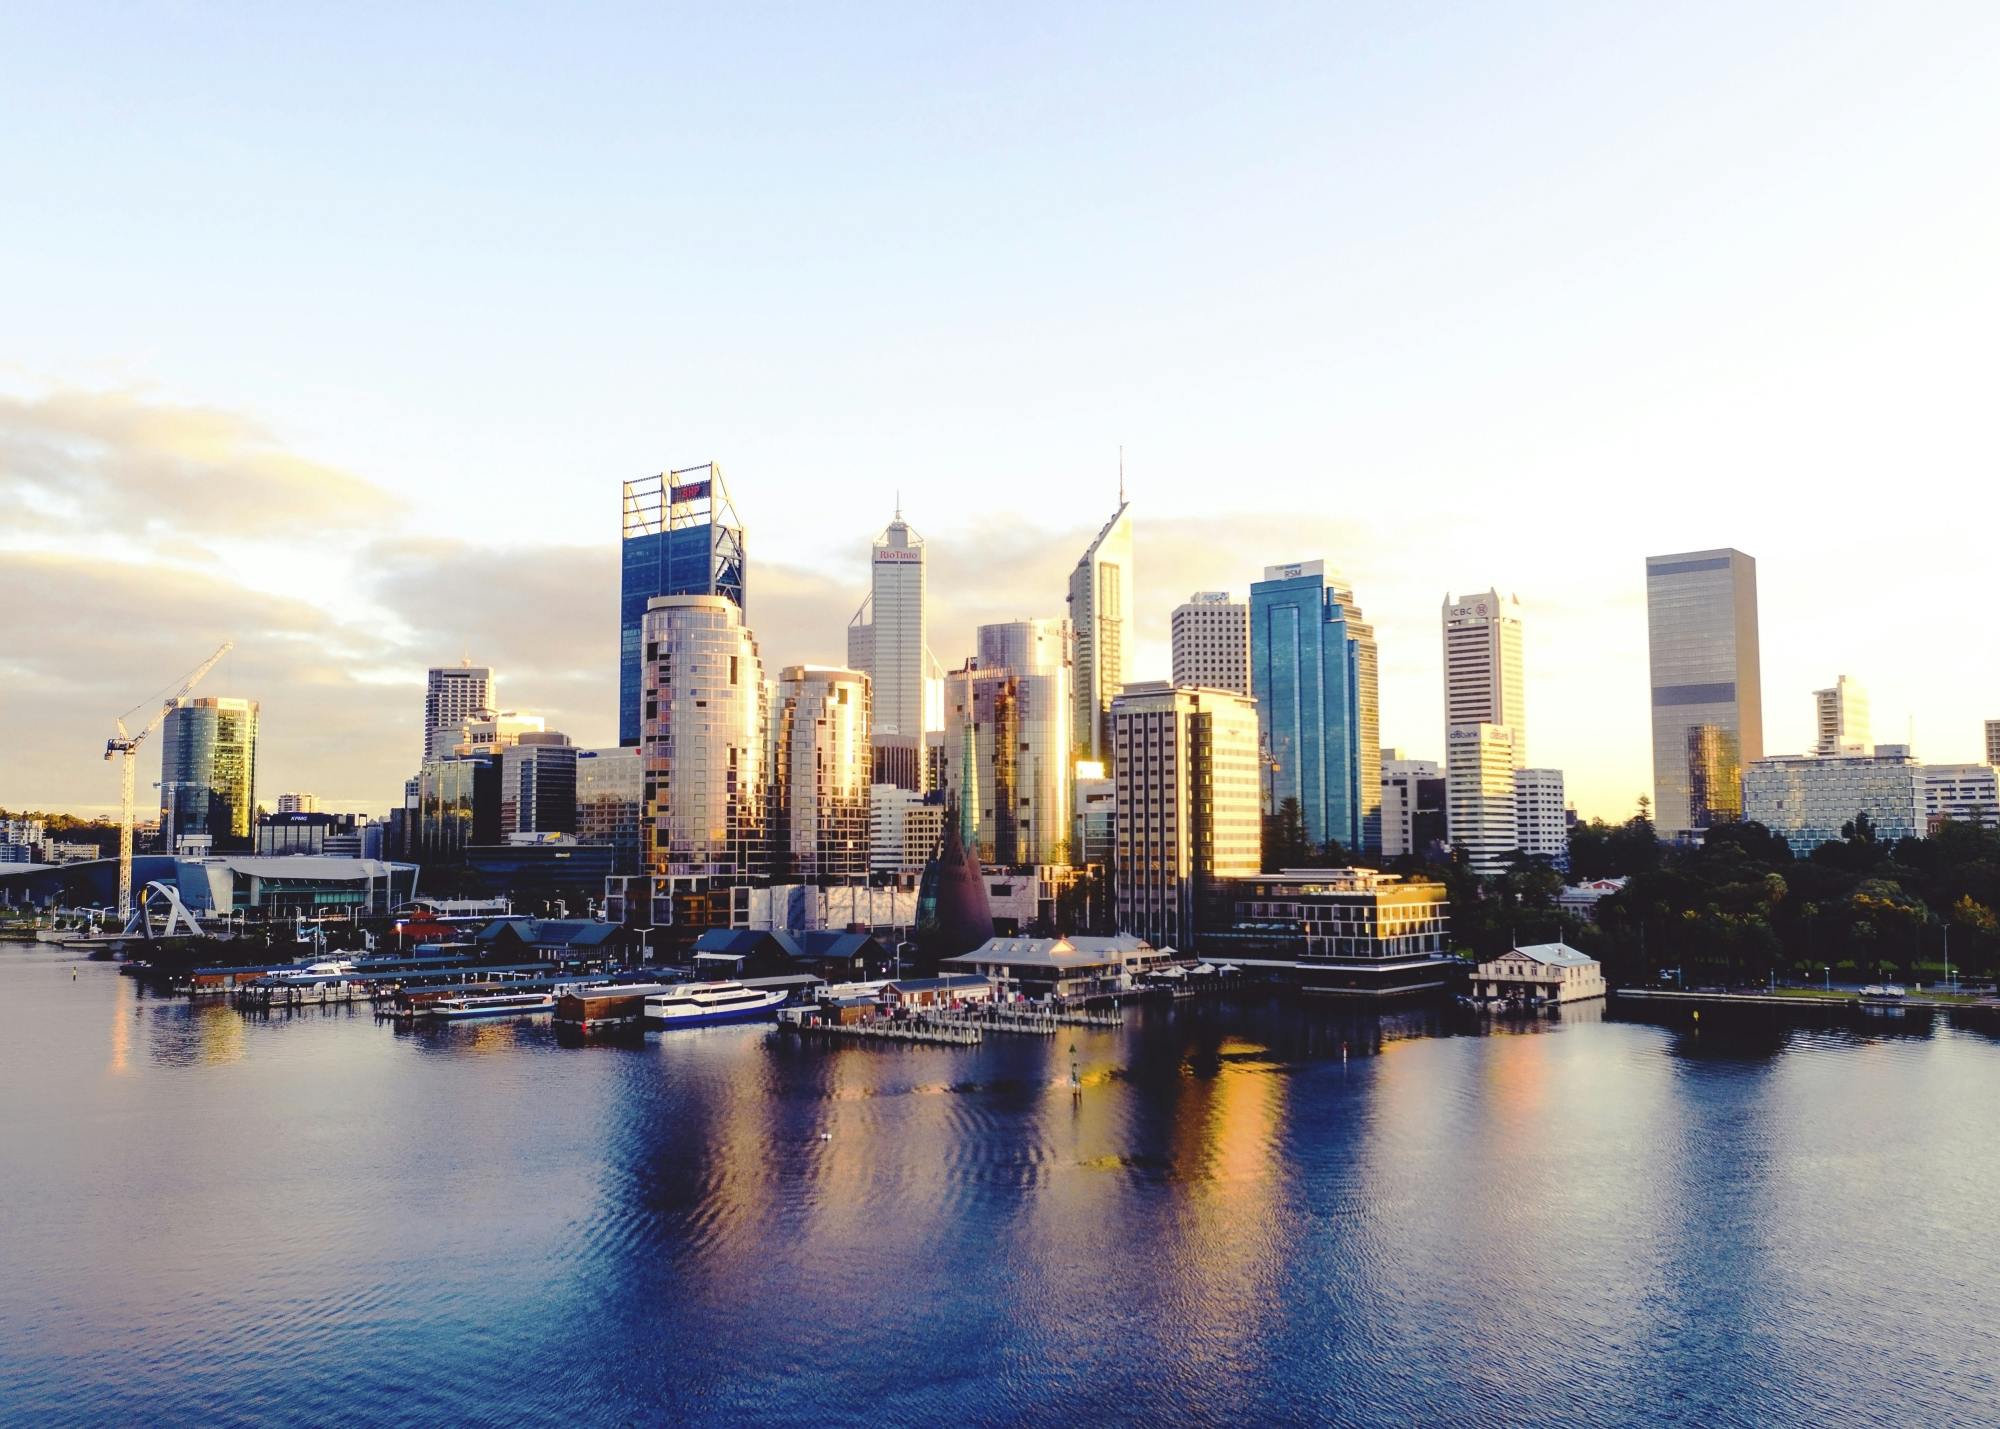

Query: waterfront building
[500,732,578,837]
[941,932,1164,1001]
[575,747,645,874]
[1645,548,1763,839]
[1814,675,1870,755]
[1380,752,1446,859]
[1171,592,1249,694]
[1445,723,1519,875]
[1515,768,1568,865]
[870,785,945,879]
[620,464,746,748]
[1067,496,1133,763]
[1471,942,1605,1003]
[639,594,770,883]
[1217,867,1453,996]
[1072,761,1115,870]
[159,696,260,849]
[846,510,937,787]
[1249,560,1381,853]
[424,661,493,761]
[774,665,872,885]
[467,836,620,900]
[1922,764,2000,831]
[1110,682,1262,949]
[275,792,316,814]
[1741,747,1924,855]
[939,621,1073,867]
[1441,590,1525,760]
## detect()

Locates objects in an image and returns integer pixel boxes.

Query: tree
[1262,797,1311,872]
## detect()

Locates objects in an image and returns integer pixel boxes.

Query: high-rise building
[159,696,260,849]
[939,620,1074,867]
[1922,764,2000,831]
[413,753,499,864]
[846,511,935,774]
[575,747,644,874]
[1110,682,1262,948]
[639,594,769,882]
[620,465,745,748]
[773,665,871,885]
[1248,560,1382,853]
[1814,675,1870,755]
[275,792,316,814]
[870,785,946,879]
[424,663,493,761]
[1171,592,1249,694]
[1515,768,1568,865]
[1984,720,2000,768]
[1742,748,1924,855]
[1645,548,1763,838]
[499,732,578,837]
[1072,761,1115,870]
[1380,753,1446,859]
[1067,497,1133,762]
[1445,723,1519,876]
[1441,591,1525,762]
[447,711,545,757]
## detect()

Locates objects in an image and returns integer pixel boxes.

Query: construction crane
[105,641,234,917]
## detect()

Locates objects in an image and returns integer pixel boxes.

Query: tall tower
[1067,494,1133,763]
[159,697,260,849]
[424,662,493,761]
[774,665,872,885]
[1813,675,1870,755]
[1171,592,1250,694]
[1645,548,1762,838]
[620,464,745,748]
[1441,591,1525,764]
[846,508,936,789]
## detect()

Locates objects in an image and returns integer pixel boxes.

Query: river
[2,941,1997,1426]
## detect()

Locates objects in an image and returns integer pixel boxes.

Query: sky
[2,1,1996,821]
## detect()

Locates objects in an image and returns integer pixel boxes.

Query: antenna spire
[895,488,902,522]
[1118,445,1126,506]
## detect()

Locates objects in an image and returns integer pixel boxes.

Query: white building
[1987,720,2000,768]
[1515,768,1568,864]
[1471,942,1605,1004]
[1170,591,1249,694]
[1446,723,1520,875]
[1110,682,1261,948]
[1073,761,1115,869]
[448,711,545,757]
[424,662,493,761]
[1813,675,1870,755]
[1442,590,1525,760]
[846,511,937,762]
[1741,748,1926,856]
[1380,753,1442,859]
[1923,764,2000,831]
[1067,497,1133,763]
[869,785,945,879]
[275,792,317,814]
[1558,877,1627,921]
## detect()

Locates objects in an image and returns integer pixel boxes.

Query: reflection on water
[5,942,2000,1427]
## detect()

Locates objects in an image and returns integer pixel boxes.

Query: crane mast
[105,641,234,917]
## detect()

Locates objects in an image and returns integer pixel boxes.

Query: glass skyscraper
[620,465,745,748]
[1645,548,1762,838]
[774,665,872,885]
[1067,497,1132,763]
[1248,561,1382,854]
[159,696,259,848]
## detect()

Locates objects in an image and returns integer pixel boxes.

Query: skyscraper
[773,665,872,885]
[939,620,1074,867]
[159,696,260,849]
[639,594,768,882]
[847,510,939,791]
[1445,722,1519,875]
[1645,548,1763,838]
[499,732,578,837]
[1067,496,1133,762]
[1441,591,1525,762]
[620,464,745,748]
[1248,561,1382,853]
[1813,675,1870,754]
[424,662,492,761]
[1171,592,1249,693]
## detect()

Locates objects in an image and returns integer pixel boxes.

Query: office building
[275,792,316,815]
[846,511,937,791]
[1814,675,1870,755]
[639,594,769,882]
[1923,764,2000,831]
[1741,748,1925,855]
[1986,720,2000,768]
[1515,767,1568,864]
[159,696,260,848]
[413,753,499,865]
[620,464,745,747]
[1110,682,1261,948]
[773,665,871,885]
[438,710,545,758]
[1442,590,1525,761]
[1068,496,1133,762]
[424,662,493,761]
[938,621,1073,867]
[1249,560,1382,853]
[1171,592,1249,694]
[1216,868,1454,996]
[1072,761,1115,869]
[870,786,946,879]
[500,732,578,837]
[1380,753,1446,859]
[1445,723,1520,876]
[1645,548,1763,838]
[575,747,644,874]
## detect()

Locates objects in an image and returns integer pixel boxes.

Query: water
[3,943,1999,1427]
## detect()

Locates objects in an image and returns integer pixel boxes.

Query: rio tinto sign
[875,550,921,564]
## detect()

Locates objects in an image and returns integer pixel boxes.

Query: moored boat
[644,981,787,1028]
[425,991,556,1021]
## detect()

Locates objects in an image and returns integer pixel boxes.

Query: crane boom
[106,640,234,918]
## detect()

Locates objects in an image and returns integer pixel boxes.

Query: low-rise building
[1212,867,1455,996]
[942,933,1162,1001]
[1471,942,1605,1003]
[1922,764,2000,832]
[1741,748,1925,855]
[881,974,995,1009]
[1557,877,1628,922]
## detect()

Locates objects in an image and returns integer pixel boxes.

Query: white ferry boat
[425,991,557,1021]
[275,958,358,981]
[643,981,788,1028]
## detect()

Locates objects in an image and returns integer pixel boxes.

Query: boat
[275,958,358,981]
[643,981,788,1028]
[1860,984,1907,1005]
[424,991,556,1021]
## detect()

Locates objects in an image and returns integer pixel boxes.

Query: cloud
[0,388,401,546]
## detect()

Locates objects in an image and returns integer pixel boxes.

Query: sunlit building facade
[1814,675,1870,755]
[159,696,260,848]
[1442,590,1525,760]
[620,465,745,748]
[1445,722,1519,876]
[1646,548,1762,838]
[1171,591,1249,694]
[870,785,946,879]
[1920,764,2000,832]
[424,662,492,761]
[1515,767,1568,865]
[1741,749,1924,855]
[846,512,936,792]
[774,665,872,884]
[939,620,1073,867]
[575,747,644,874]
[1068,499,1133,763]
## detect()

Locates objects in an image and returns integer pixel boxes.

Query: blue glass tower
[1249,560,1366,853]
[620,466,745,747]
